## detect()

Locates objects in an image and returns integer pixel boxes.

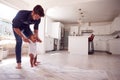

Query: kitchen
[0,0,120,80]
[0,0,120,55]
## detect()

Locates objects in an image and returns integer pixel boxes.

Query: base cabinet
[108,39,120,54]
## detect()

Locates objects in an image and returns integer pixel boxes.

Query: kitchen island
[68,36,88,55]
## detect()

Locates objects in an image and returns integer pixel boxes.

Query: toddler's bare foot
[34,63,38,66]
[36,61,40,65]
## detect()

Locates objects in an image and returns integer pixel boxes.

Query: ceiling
[1,0,120,24]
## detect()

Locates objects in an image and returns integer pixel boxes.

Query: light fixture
[77,8,85,36]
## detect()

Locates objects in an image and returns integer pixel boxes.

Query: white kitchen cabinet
[92,25,110,35]
[45,17,53,37]
[45,21,64,51]
[94,40,107,51]
[110,18,116,33]
[51,22,64,39]
[70,26,79,36]
[110,16,120,34]
[45,37,54,51]
[115,17,120,31]
[80,24,111,36]
[108,39,120,54]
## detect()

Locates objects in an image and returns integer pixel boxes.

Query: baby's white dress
[28,41,38,56]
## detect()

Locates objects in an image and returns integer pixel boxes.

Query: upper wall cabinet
[92,25,111,35]
[70,26,79,36]
[80,24,111,36]
[110,16,120,34]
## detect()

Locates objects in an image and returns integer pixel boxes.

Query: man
[12,5,44,69]
[88,34,95,54]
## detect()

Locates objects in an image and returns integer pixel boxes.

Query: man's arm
[34,29,42,42]
[13,28,30,43]
[34,29,38,37]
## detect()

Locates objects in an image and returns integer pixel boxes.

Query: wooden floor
[0,51,120,80]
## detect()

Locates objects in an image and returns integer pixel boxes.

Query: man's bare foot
[16,63,22,69]
[16,66,22,69]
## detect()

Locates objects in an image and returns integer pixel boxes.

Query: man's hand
[22,37,30,43]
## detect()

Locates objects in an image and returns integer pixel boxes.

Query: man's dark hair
[33,5,45,17]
